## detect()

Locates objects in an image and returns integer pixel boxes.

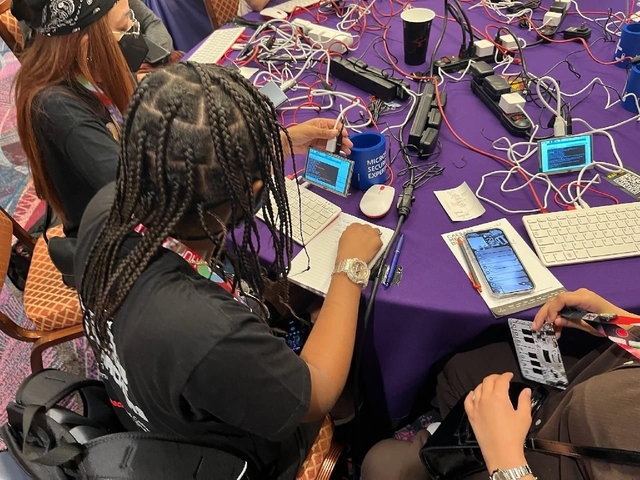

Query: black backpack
[1,369,255,479]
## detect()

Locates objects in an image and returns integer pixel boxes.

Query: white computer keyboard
[188,27,245,64]
[523,203,640,267]
[257,178,341,245]
[265,0,319,13]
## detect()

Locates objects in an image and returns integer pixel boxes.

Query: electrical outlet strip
[471,76,532,137]
[291,18,354,53]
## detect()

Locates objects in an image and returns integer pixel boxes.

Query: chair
[0,0,23,55]
[297,416,344,480]
[202,0,240,30]
[0,207,84,372]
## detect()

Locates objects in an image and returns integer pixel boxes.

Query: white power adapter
[291,18,354,53]
[499,34,517,51]
[473,39,494,57]
[543,11,562,27]
[499,92,526,114]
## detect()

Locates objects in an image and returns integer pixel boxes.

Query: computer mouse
[260,7,288,20]
[360,185,395,219]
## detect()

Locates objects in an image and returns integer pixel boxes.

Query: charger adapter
[563,25,592,40]
[473,39,495,57]
[499,34,518,51]
[543,11,562,27]
[498,92,526,115]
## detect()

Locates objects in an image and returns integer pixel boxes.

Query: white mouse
[260,7,288,20]
[360,185,395,219]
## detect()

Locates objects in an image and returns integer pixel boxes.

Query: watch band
[490,465,535,480]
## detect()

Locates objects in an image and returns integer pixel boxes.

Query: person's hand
[532,288,637,337]
[336,223,382,264]
[286,118,353,155]
[464,373,531,473]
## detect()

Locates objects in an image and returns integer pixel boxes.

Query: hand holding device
[532,288,637,337]
[336,223,383,265]
[464,373,531,475]
[287,118,353,155]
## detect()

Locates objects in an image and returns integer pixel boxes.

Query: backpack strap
[526,438,640,467]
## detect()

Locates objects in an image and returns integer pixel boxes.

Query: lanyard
[133,224,248,306]
[76,74,124,129]
[559,307,640,361]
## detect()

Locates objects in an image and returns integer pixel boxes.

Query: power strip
[330,57,411,102]
[433,40,496,73]
[291,18,354,53]
[537,1,569,41]
[470,62,531,137]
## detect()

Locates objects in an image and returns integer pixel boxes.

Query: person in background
[362,289,640,479]
[76,62,376,478]
[13,0,350,237]
[238,0,270,15]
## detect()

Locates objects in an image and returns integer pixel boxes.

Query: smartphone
[144,37,171,64]
[464,228,534,297]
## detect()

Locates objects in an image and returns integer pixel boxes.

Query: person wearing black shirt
[76,62,378,478]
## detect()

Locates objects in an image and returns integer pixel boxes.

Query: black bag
[1,369,255,479]
[419,383,640,479]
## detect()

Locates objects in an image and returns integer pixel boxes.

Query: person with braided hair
[75,62,380,478]
[13,0,351,237]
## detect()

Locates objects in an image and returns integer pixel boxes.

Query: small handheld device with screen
[464,228,535,297]
[303,147,355,197]
[538,133,593,175]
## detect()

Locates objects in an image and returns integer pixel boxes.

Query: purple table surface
[188,1,640,420]
[147,0,212,52]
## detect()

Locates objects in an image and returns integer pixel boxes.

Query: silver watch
[332,258,370,288]
[490,465,535,480]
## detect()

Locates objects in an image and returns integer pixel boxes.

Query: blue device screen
[303,148,354,196]
[465,229,534,295]
[538,134,593,174]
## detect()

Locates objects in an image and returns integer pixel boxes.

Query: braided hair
[81,62,294,354]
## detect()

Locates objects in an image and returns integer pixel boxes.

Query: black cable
[429,0,450,78]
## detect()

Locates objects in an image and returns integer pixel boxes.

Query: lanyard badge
[76,74,123,133]
[559,307,640,360]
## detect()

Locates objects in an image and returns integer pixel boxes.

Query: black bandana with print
[12,0,117,36]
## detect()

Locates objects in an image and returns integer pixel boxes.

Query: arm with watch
[464,372,536,480]
[300,223,382,421]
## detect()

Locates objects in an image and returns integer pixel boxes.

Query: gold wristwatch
[332,258,370,288]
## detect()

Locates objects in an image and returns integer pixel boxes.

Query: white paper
[434,182,486,222]
[442,218,566,317]
[238,66,259,80]
[289,213,394,296]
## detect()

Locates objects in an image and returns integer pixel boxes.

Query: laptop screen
[303,148,354,196]
[538,134,593,175]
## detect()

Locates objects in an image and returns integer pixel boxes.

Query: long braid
[81,63,295,355]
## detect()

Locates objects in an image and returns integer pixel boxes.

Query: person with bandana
[12,0,352,237]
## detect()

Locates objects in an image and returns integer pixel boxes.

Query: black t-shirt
[33,85,119,236]
[75,184,312,475]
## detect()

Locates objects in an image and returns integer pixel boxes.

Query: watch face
[349,260,369,283]
[491,472,508,480]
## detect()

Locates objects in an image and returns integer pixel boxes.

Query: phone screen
[465,229,534,295]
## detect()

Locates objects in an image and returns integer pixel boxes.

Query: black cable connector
[562,25,592,40]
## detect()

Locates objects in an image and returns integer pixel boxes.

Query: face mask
[118,32,149,72]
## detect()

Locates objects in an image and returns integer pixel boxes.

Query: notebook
[287,213,394,296]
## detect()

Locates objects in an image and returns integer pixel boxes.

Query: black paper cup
[401,8,435,66]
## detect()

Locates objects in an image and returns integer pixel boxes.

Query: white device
[188,27,245,64]
[359,185,395,219]
[473,39,494,57]
[523,202,640,267]
[260,7,288,19]
[543,11,562,27]
[499,34,517,51]
[291,18,354,53]
[499,92,526,115]
[263,0,319,13]
[256,177,341,245]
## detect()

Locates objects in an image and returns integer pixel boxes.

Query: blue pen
[384,233,405,288]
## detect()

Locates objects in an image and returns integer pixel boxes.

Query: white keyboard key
[589,244,638,257]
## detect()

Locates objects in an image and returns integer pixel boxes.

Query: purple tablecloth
[188,0,640,420]
[147,0,212,52]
